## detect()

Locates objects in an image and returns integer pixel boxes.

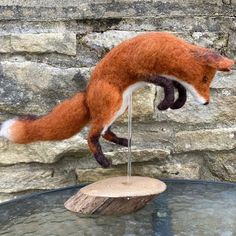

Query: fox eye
[202,76,208,83]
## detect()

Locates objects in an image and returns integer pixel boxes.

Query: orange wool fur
[10,92,89,143]
[0,32,234,167]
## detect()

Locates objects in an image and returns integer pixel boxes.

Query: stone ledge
[106,147,170,165]
[0,1,234,21]
[0,133,88,165]
[0,33,76,56]
[76,162,201,183]
[112,16,235,33]
[175,128,236,152]
[0,164,76,193]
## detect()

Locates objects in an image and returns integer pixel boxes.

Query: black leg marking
[103,127,128,147]
[90,134,112,168]
[148,76,175,110]
[171,81,187,109]
[94,152,112,168]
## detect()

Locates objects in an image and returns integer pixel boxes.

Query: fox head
[177,47,234,105]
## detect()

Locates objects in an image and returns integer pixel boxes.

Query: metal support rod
[127,93,132,183]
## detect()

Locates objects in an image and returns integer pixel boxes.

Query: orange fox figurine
[0,32,234,167]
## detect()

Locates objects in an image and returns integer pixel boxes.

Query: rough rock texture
[0,0,235,202]
[175,128,236,152]
[0,61,90,116]
[0,33,76,55]
[0,133,88,165]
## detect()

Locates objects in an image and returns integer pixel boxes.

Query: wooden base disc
[64,176,166,215]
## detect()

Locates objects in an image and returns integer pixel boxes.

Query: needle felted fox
[0,32,234,168]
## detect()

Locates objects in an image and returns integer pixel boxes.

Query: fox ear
[191,48,234,71]
[216,57,234,71]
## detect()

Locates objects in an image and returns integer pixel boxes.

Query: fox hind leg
[87,82,124,168]
[88,123,112,168]
[102,127,128,147]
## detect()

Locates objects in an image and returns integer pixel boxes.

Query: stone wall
[0,0,235,202]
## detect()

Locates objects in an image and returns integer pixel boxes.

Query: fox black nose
[204,101,209,105]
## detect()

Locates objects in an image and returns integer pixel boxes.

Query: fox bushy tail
[0,92,90,144]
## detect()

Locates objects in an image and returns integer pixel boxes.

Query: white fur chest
[102,82,147,134]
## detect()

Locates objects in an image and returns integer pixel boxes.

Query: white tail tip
[0,118,17,141]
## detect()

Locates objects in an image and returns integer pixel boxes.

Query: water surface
[0,180,235,236]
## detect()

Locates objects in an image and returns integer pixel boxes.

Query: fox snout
[176,80,210,105]
[191,88,210,105]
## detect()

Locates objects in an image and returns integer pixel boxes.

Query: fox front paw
[170,98,186,109]
[157,101,172,110]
